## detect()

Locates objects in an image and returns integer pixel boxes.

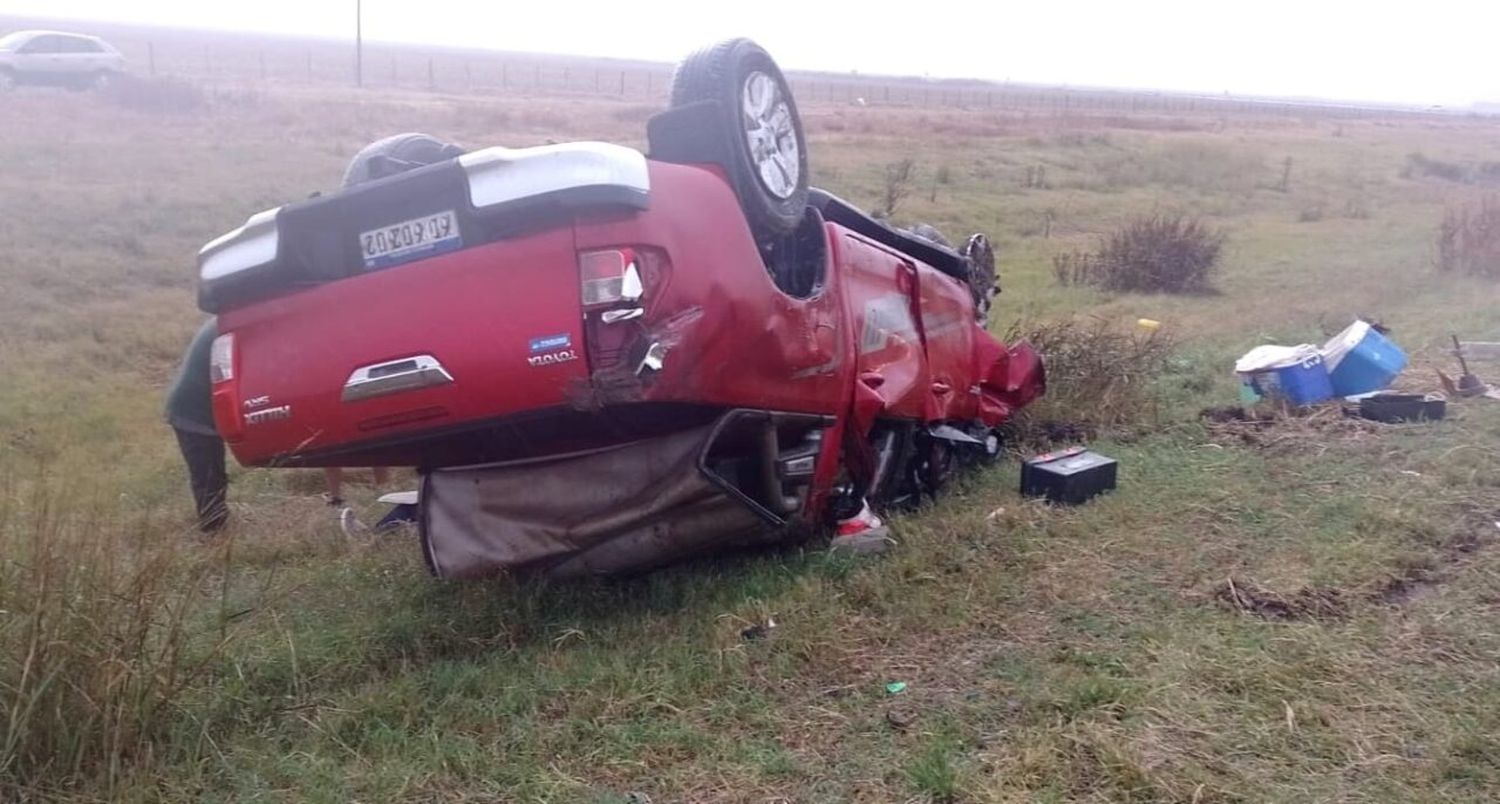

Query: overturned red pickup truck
[197,39,1043,577]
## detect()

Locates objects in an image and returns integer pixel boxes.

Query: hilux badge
[244,404,292,426]
[527,333,577,367]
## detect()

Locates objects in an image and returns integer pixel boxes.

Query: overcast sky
[3,0,1496,106]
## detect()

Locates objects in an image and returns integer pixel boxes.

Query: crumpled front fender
[976,338,1046,427]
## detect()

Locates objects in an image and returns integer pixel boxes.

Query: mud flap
[420,423,773,579]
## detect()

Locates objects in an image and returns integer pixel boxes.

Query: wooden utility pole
[355,0,364,87]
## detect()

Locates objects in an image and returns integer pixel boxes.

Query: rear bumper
[198,141,650,313]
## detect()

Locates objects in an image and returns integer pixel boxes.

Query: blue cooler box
[1246,354,1335,406]
[1322,322,1406,397]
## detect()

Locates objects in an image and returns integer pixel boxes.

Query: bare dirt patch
[1214,577,1349,620]
[1217,516,1498,617]
[1200,405,1384,452]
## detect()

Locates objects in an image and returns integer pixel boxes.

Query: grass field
[1,76,1499,802]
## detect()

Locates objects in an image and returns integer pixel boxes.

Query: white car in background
[0,30,126,90]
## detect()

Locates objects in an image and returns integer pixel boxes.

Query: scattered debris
[885,681,908,695]
[739,617,778,641]
[1199,405,1272,424]
[1040,420,1094,443]
[1200,404,1382,452]
[1450,335,1489,397]
[1458,341,1500,360]
[985,506,1007,521]
[1020,447,1119,505]
[337,507,368,538]
[1357,393,1447,423]
[1233,320,1409,408]
[1214,576,1348,620]
[830,502,892,556]
[1219,522,1496,615]
[885,707,917,731]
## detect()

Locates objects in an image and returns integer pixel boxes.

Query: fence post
[619,70,626,96]
[391,55,397,84]
[534,63,541,89]
[428,57,435,91]
[147,41,155,76]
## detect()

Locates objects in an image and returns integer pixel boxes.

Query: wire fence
[110,36,1472,122]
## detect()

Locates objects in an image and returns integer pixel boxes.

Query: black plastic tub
[1357,393,1446,423]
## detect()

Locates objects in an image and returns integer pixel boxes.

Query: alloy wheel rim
[741,70,800,199]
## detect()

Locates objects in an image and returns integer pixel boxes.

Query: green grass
[1,84,1499,801]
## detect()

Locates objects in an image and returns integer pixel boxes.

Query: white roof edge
[459,141,649,210]
[199,207,281,282]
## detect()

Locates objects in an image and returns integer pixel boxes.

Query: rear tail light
[208,333,243,441]
[579,248,643,308]
[209,333,235,383]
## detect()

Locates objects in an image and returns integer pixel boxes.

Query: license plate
[360,210,462,270]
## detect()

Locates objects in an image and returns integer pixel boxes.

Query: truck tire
[669,38,809,242]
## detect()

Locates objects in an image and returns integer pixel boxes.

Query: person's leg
[323,468,344,506]
[174,428,228,532]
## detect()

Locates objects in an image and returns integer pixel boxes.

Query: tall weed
[0,482,232,795]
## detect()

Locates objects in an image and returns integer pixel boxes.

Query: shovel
[1453,335,1487,397]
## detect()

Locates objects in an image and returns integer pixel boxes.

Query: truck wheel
[670,38,809,242]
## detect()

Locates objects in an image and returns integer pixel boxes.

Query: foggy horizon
[2,0,1496,108]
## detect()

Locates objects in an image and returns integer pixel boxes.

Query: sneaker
[830,500,892,555]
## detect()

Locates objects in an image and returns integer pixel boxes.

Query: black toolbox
[1021,447,1118,505]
